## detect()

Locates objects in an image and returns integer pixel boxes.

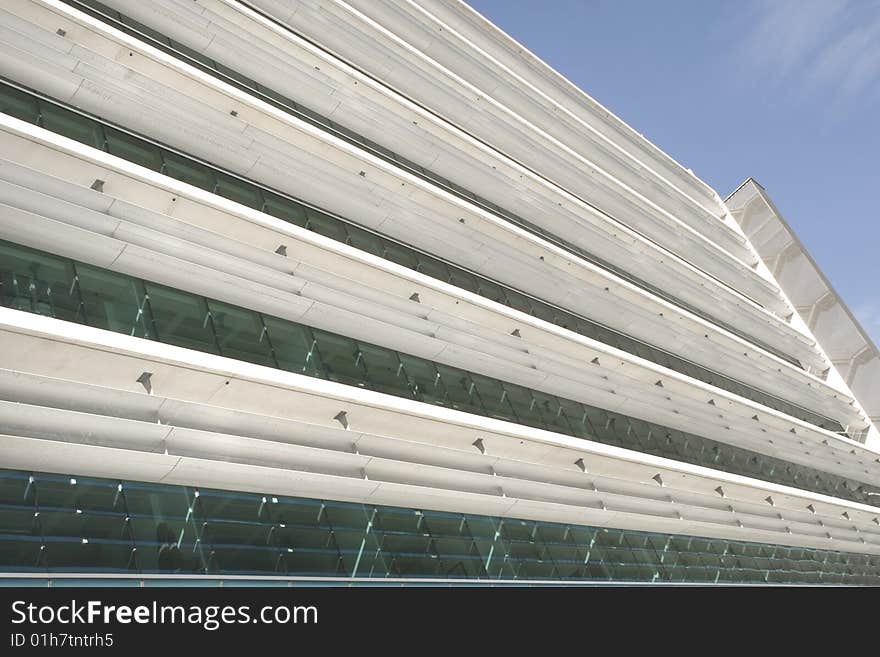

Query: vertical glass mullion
[358,342,407,396]
[134,279,156,340]
[255,313,281,369]
[67,262,88,325]
[201,297,222,355]
[468,373,517,423]
[207,299,274,366]
[397,354,445,404]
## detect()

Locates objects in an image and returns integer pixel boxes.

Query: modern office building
[0,0,878,585]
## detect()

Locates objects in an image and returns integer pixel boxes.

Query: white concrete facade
[0,0,878,580]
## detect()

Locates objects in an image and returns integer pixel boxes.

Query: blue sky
[467,0,880,346]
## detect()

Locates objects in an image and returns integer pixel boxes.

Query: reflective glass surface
[0,469,876,584]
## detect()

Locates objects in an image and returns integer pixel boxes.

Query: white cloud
[733,0,880,108]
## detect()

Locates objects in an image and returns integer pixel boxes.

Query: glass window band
[0,468,876,584]
[0,79,844,437]
[55,0,807,371]
[0,240,873,506]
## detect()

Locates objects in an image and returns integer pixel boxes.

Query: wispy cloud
[733,0,880,109]
[855,301,880,348]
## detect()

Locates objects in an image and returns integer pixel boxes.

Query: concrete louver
[0,0,877,582]
[0,0,827,376]
[1,311,879,556]
[244,0,756,275]
[406,0,724,216]
[0,117,860,431]
[101,0,783,319]
[0,127,873,482]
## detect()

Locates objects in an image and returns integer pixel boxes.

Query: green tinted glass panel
[207,300,274,366]
[305,209,348,242]
[76,264,148,336]
[447,268,480,294]
[0,83,40,122]
[39,104,104,149]
[104,126,164,171]
[214,173,264,209]
[414,256,451,283]
[344,226,384,257]
[161,152,216,191]
[503,290,535,315]
[262,317,321,377]
[260,193,307,228]
[382,242,418,270]
[470,373,517,422]
[0,244,80,322]
[476,279,507,305]
[398,354,443,404]
[556,398,594,440]
[359,343,407,396]
[435,364,483,415]
[170,37,216,69]
[312,329,366,387]
[144,283,218,354]
[503,383,544,429]
[534,392,575,434]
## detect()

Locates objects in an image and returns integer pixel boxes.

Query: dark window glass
[503,290,535,315]
[530,391,574,435]
[144,283,218,354]
[305,209,348,242]
[214,173,264,210]
[344,226,384,257]
[161,152,216,191]
[503,383,544,429]
[260,193,307,228]
[117,11,170,45]
[359,343,407,396]
[0,244,80,322]
[167,38,215,69]
[476,278,507,305]
[435,363,483,415]
[0,83,40,123]
[76,264,149,336]
[39,104,104,149]
[261,317,321,377]
[104,126,164,171]
[447,268,480,295]
[311,329,365,387]
[529,302,558,327]
[555,398,594,439]
[414,256,451,283]
[382,242,418,270]
[398,354,444,404]
[207,300,274,366]
[469,373,517,422]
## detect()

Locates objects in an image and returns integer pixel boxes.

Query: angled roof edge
[725,180,879,443]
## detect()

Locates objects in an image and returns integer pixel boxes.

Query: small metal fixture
[136,372,153,394]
